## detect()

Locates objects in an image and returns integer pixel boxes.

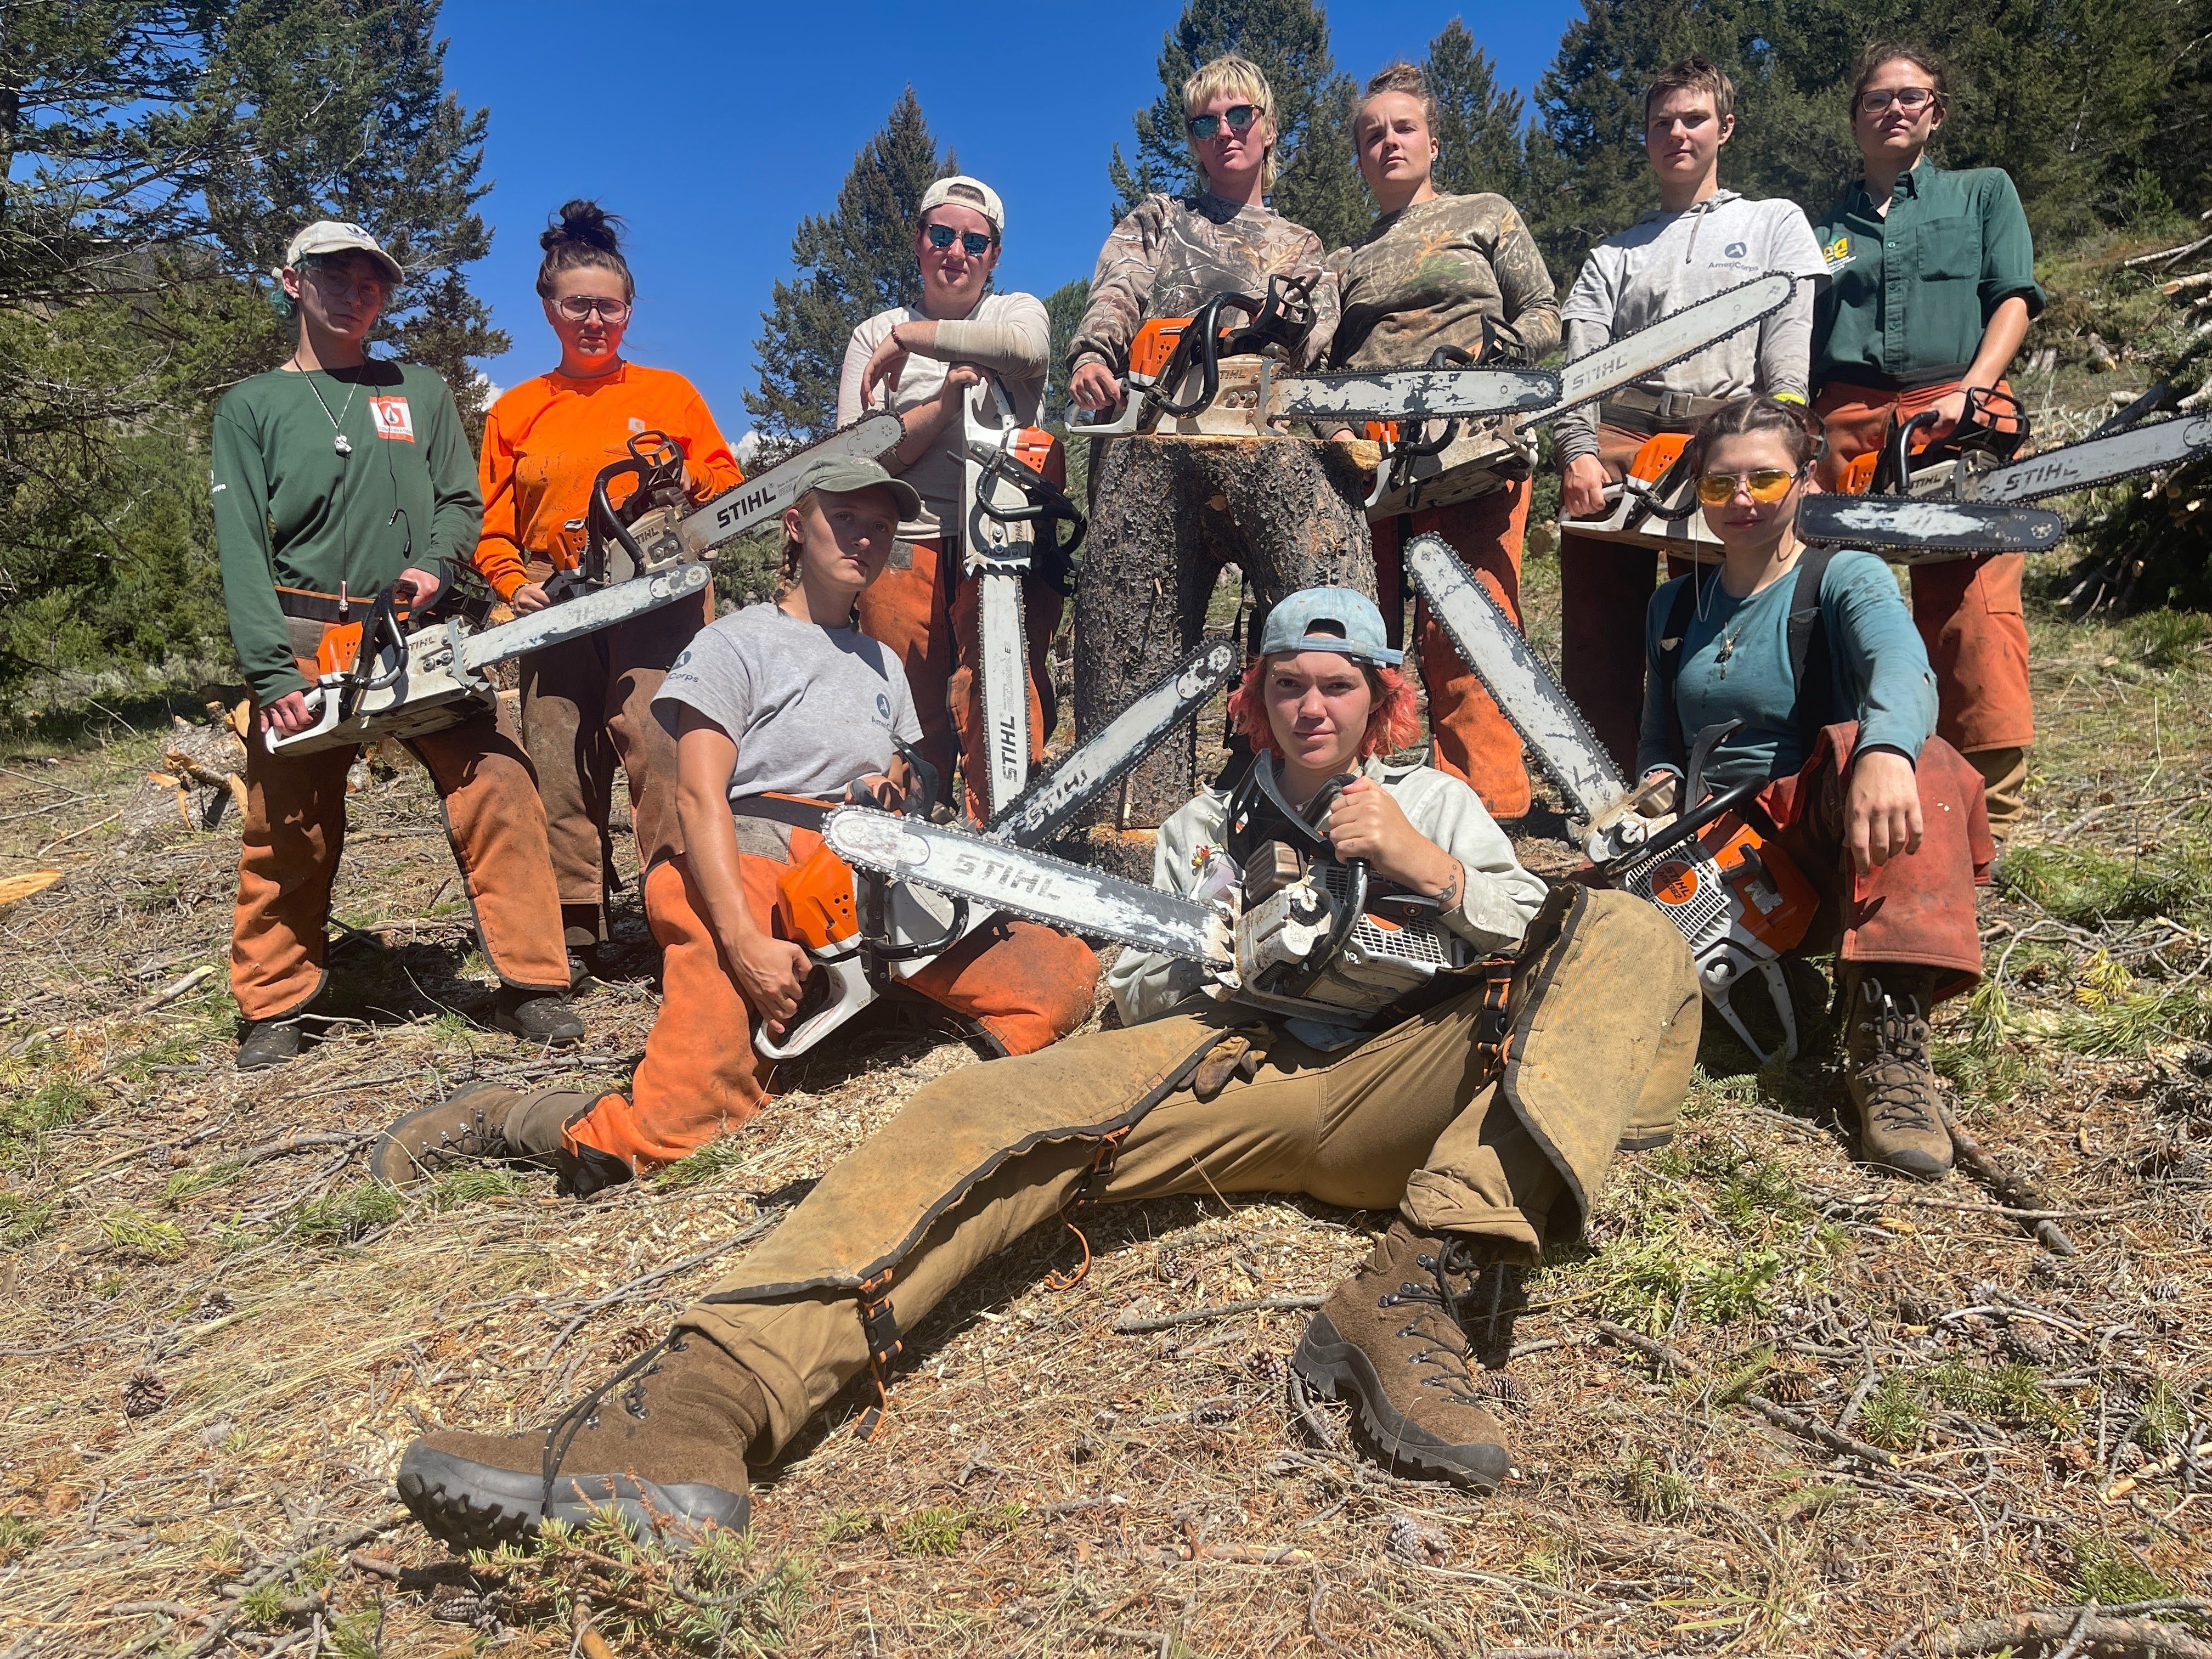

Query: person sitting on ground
[1635,395,1994,1178]
[371,457,1099,1197]
[393,586,1701,1551]
[472,200,744,981]
[213,221,579,1071]
[838,174,1062,821]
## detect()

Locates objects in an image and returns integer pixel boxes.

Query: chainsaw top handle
[973,444,1087,556]
[585,428,686,579]
[333,582,414,719]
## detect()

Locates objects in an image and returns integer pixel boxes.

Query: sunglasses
[555,296,630,322]
[1187,103,1259,140]
[1857,86,1940,115]
[924,223,995,257]
[1696,467,1802,505]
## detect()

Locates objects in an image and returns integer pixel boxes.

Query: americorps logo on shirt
[369,396,415,442]
[875,693,892,724]
[1724,241,1748,260]
[1824,233,1856,273]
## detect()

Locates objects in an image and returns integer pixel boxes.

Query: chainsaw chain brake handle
[972,435,1087,556]
[1871,387,2032,495]
[1148,272,1318,419]
[582,427,690,583]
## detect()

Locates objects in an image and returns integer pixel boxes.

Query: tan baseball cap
[281,221,404,285]
[918,175,1004,235]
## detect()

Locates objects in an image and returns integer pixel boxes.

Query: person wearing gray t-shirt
[371,459,1099,1201]
[1552,57,1830,776]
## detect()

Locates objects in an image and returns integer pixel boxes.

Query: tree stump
[1074,434,1376,825]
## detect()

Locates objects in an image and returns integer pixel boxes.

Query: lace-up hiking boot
[1292,1219,1511,1489]
[491,988,584,1047]
[370,1086,587,1186]
[236,1018,303,1070]
[398,1330,764,1553]
[1842,965,1952,1179]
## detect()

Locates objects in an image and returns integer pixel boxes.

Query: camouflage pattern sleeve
[1067,195,1173,375]
[1286,224,1335,370]
[1489,205,1560,362]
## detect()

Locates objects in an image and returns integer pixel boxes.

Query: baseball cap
[798,455,922,522]
[281,221,404,285]
[1257,588,1402,666]
[918,175,1005,235]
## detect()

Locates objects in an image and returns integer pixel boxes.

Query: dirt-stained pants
[1559,424,1699,778]
[1813,382,2034,759]
[1764,721,1995,1001]
[230,695,569,1023]
[1370,479,1533,819]
[561,832,1099,1173]
[518,580,713,946]
[857,537,1062,822]
[676,890,1700,1457]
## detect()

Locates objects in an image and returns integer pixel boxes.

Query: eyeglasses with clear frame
[555,295,631,322]
[1857,86,1940,115]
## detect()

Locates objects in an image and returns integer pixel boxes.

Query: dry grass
[3,560,2210,1658]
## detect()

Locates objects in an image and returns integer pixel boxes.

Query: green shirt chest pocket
[1915,215,1982,281]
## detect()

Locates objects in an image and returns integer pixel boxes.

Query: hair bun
[543,199,623,255]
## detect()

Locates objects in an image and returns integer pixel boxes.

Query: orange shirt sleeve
[472,388,533,601]
[668,376,743,498]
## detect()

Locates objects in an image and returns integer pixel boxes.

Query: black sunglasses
[1188,103,1259,140]
[924,223,995,257]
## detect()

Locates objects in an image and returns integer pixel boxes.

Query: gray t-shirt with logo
[1556,191,1829,464]
[653,602,922,802]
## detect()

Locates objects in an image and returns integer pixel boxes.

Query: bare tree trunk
[1074,433,1376,826]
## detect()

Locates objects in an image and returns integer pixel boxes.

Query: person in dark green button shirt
[212,220,580,1070]
[1810,42,2046,833]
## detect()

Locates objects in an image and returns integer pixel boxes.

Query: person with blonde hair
[1319,60,1561,820]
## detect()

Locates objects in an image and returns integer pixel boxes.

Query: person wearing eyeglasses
[1634,396,1991,1179]
[1318,61,1560,821]
[212,221,579,1070]
[837,176,1059,821]
[1554,55,1829,778]
[1810,43,2045,835]
[472,201,743,980]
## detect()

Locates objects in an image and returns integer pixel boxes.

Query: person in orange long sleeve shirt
[475,201,742,974]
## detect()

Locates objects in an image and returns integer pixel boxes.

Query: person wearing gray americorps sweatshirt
[1552,54,1830,777]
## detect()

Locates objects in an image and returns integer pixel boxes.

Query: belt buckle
[1658,390,1688,422]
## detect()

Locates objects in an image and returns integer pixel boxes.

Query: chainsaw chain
[1548,273,1797,419]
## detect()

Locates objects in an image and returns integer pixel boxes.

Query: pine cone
[1475,1369,1531,1411]
[191,1289,234,1322]
[122,1370,168,1418]
[606,1323,657,1363]
[1765,1365,1819,1404]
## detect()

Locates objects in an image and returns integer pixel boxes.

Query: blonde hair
[1182,53,1281,190]
[1355,61,1436,145]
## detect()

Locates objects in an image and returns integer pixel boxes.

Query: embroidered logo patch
[628,416,646,433]
[369,396,415,441]
[1824,233,1855,273]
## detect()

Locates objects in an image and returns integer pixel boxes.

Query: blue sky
[439,1,1583,437]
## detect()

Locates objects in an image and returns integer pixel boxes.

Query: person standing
[838,176,1060,821]
[473,201,743,975]
[1322,61,1560,819]
[1555,55,1829,775]
[212,222,579,1069]
[1811,43,2044,832]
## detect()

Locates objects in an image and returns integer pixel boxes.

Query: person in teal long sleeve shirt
[1627,396,1993,1180]
[216,220,578,1071]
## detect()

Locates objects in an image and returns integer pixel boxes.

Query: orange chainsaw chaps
[774,842,860,951]
[1628,432,1692,484]
[1127,317,1193,386]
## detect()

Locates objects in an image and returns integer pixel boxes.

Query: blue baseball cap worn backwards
[1257,587,1402,666]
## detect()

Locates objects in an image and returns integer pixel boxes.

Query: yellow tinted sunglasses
[1696,467,1801,506]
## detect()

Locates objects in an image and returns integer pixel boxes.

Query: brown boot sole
[1291,1312,1509,1491]
[397,1440,748,1553]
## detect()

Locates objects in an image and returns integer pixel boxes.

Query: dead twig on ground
[1111,1295,1326,1334]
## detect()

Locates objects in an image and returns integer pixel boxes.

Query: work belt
[1819,362,1973,397]
[1599,388,1734,437]
[726,793,834,861]
[275,584,365,624]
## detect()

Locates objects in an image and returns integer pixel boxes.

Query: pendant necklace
[290,356,359,457]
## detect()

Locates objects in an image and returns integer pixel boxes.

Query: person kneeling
[394,586,1700,1550]
[371,459,1099,1197]
[1638,396,1995,1177]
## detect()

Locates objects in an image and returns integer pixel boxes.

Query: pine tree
[1421,20,1530,204]
[1042,278,1091,425]
[746,89,951,448]
[1107,0,1369,251]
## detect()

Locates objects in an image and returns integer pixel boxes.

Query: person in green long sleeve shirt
[1809,42,2046,833]
[214,220,580,1070]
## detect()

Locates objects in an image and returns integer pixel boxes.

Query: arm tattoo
[1433,862,1463,911]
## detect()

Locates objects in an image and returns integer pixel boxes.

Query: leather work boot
[1292,1219,1512,1489]
[370,1085,584,1186]
[236,1019,304,1071]
[1841,965,1953,1178]
[398,1330,764,1552]
[492,988,584,1047]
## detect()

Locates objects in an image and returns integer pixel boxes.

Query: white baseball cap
[918,176,1004,236]
[280,221,404,285]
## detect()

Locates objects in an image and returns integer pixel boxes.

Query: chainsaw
[266,416,904,755]
[1799,386,2206,557]
[822,753,1489,1046]
[1404,534,1817,1060]
[962,380,1086,816]
[1357,318,1537,518]
[1069,272,1796,447]
[753,637,1242,1059]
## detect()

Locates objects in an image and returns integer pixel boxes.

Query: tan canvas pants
[676,888,1700,1456]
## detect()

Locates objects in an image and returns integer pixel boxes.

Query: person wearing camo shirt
[1317,61,1561,822]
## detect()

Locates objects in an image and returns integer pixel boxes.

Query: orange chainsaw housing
[1628,431,1692,484]
[1640,809,1818,961]
[775,842,860,951]
[315,621,365,678]
[1127,316,1195,386]
[1838,449,1882,494]
[1008,425,1066,487]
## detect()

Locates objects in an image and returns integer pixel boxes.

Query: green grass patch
[278,1182,403,1245]
[1,1079,93,1165]
[1996,840,2212,928]
[1617,1450,1694,1522]
[2121,608,2212,670]
[0,1516,44,1564]
[1859,1375,1927,1451]
[2070,1531,2183,1605]
[2136,1377,2192,1452]
[100,1206,187,1262]
[655,1135,754,1190]
[1599,1235,1793,1328]
[0,1188,59,1246]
